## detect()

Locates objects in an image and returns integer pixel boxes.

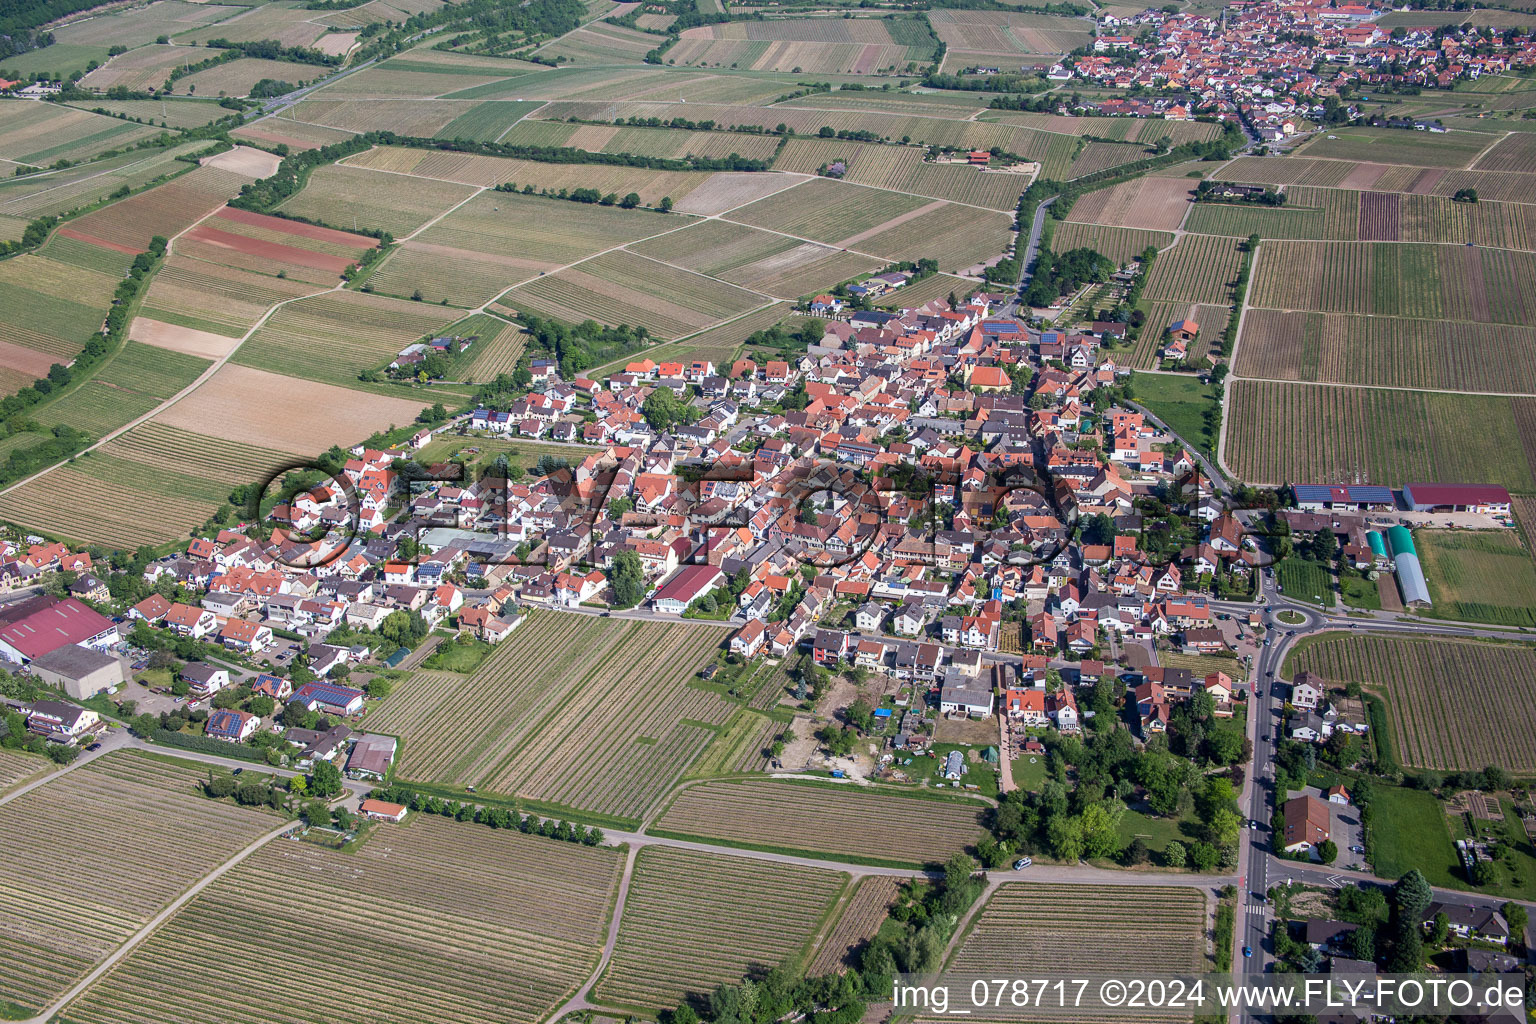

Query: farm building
[28,644,128,700]
[360,798,408,822]
[1281,794,1331,853]
[0,595,118,665]
[346,734,397,780]
[289,681,365,717]
[1385,526,1431,606]
[1292,484,1395,511]
[1402,483,1511,515]
[651,564,724,615]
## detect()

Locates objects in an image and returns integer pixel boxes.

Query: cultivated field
[0,100,158,167]
[230,289,455,389]
[1049,222,1172,267]
[140,254,322,337]
[1470,131,1536,172]
[1141,232,1243,305]
[652,778,988,865]
[933,883,1207,1022]
[1297,126,1492,168]
[0,464,217,547]
[233,116,359,152]
[506,119,786,163]
[0,749,47,794]
[63,164,255,252]
[1289,632,1536,771]
[176,57,329,98]
[0,144,209,221]
[342,145,719,205]
[1184,186,1360,240]
[0,752,277,1017]
[1234,308,1536,393]
[665,18,932,74]
[500,249,767,340]
[1223,381,1536,493]
[367,613,735,823]
[726,177,1009,271]
[1415,529,1536,628]
[65,815,622,1024]
[928,8,1094,54]
[77,44,222,92]
[0,254,120,390]
[595,846,847,1011]
[808,876,900,974]
[278,163,481,236]
[177,207,378,285]
[628,218,879,299]
[1249,239,1536,324]
[769,138,1032,210]
[290,97,475,136]
[371,190,684,305]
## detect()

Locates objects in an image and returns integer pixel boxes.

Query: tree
[1163,840,1186,868]
[1428,910,1450,946]
[610,549,646,608]
[310,759,343,797]
[620,192,641,208]
[1346,923,1376,962]
[1502,901,1528,949]
[1392,869,1434,924]
[1317,839,1338,865]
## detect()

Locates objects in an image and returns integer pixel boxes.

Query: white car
[1013,858,1033,870]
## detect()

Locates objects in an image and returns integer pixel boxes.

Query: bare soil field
[1065,175,1192,231]
[671,170,807,215]
[154,364,427,452]
[200,146,281,177]
[128,317,239,360]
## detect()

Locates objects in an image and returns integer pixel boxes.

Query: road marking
[1325,874,1346,889]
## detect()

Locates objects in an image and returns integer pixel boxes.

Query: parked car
[86,742,101,751]
[1013,858,1032,870]
[1350,845,1365,854]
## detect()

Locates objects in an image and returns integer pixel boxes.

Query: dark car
[232,767,244,775]
[1243,946,1253,958]
[86,742,102,751]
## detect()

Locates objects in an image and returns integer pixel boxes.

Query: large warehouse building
[1402,483,1512,515]
[1386,525,1431,606]
[1293,484,1395,511]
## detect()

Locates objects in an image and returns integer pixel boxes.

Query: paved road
[996,195,1056,318]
